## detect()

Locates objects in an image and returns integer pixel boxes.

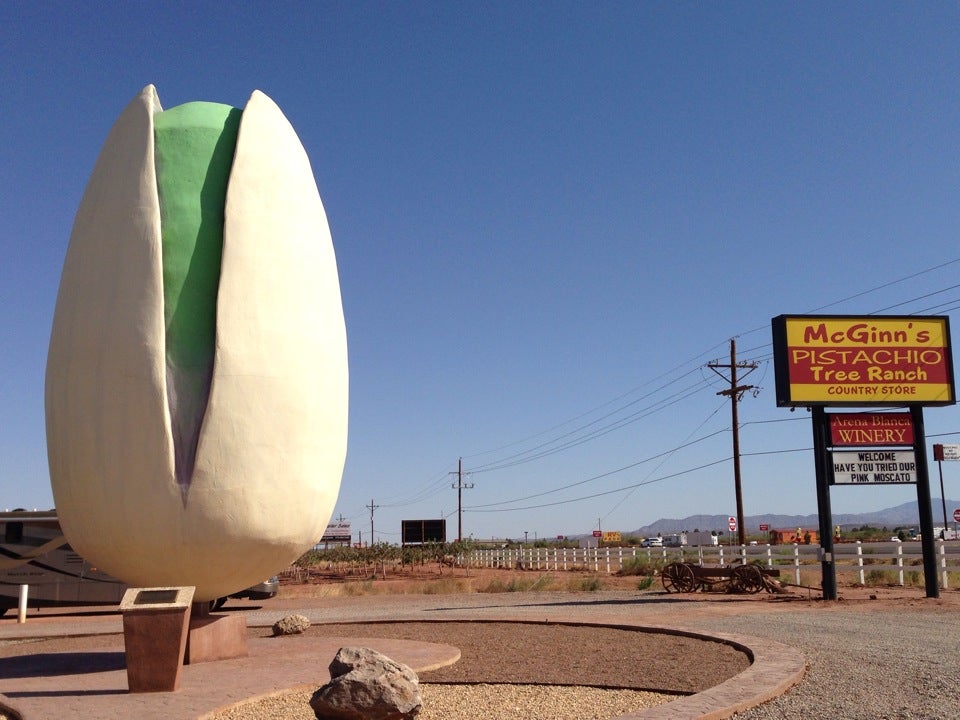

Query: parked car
[214,576,280,609]
[640,537,663,548]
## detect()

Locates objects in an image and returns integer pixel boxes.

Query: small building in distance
[769,528,818,545]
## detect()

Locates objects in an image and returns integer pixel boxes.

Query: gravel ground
[212,685,672,720]
[683,607,960,719]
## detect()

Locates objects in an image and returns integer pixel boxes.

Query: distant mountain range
[625,498,960,536]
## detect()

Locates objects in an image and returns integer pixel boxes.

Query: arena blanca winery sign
[829,411,914,445]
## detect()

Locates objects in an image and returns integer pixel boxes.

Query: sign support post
[812,407,837,600]
[933,444,951,534]
[910,407,940,598]
[939,462,949,534]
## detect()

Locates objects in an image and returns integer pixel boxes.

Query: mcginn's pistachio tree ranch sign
[772,315,955,407]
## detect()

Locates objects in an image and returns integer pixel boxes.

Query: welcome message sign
[772,315,955,407]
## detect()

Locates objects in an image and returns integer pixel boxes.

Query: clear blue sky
[3,3,960,543]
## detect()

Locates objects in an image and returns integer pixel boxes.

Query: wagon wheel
[730,563,764,594]
[661,562,697,593]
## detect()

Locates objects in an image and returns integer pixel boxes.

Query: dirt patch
[278,621,750,694]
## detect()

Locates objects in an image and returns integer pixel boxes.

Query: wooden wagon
[660,561,780,594]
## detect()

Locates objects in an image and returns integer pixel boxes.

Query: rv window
[4,522,23,544]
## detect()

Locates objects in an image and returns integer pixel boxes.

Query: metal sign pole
[933,446,949,535]
[811,407,837,600]
[910,407,940,598]
[940,460,949,534]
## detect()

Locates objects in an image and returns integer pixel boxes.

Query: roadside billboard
[319,521,351,547]
[401,519,446,545]
[601,531,622,545]
[772,315,955,407]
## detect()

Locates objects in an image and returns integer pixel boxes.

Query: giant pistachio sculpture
[45,85,348,601]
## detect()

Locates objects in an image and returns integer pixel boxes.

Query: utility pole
[707,338,758,546]
[450,458,474,541]
[366,498,379,546]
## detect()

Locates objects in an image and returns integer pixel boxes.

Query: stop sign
[953,508,960,522]
[728,516,737,532]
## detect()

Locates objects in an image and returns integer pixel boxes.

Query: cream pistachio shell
[45,85,347,601]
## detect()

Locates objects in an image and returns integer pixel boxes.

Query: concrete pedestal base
[186,613,249,664]
[120,587,194,693]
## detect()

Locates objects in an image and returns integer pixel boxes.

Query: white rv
[0,510,125,614]
[1,510,277,615]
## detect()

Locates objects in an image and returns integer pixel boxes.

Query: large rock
[272,614,311,636]
[310,646,422,720]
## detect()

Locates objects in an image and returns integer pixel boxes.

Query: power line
[602,399,728,522]
[461,347,731,464]
[470,378,712,473]
[466,457,733,514]
[468,427,730,510]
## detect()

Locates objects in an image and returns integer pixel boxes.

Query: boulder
[272,614,311,636]
[310,646,422,720]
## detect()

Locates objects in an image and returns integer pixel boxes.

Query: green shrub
[636,576,655,591]
[478,577,535,593]
[529,574,558,591]
[416,578,464,594]
[864,569,889,585]
[341,579,376,596]
[578,577,602,592]
[478,578,507,593]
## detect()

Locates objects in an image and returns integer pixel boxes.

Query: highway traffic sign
[759,523,769,531]
[953,508,960,523]
[728,516,737,532]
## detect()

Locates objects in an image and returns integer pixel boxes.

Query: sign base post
[812,408,837,600]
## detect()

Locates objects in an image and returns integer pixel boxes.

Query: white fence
[467,540,960,589]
